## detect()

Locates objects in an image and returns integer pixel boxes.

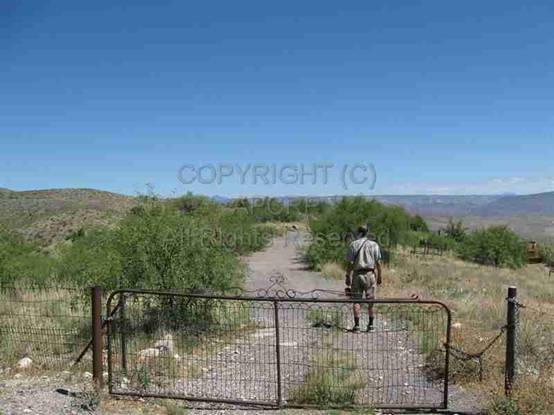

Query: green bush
[57,198,275,290]
[306,307,343,328]
[0,228,56,285]
[539,244,554,267]
[486,396,521,415]
[57,228,122,287]
[443,218,467,243]
[112,203,244,291]
[193,206,272,255]
[410,214,429,232]
[290,351,367,406]
[305,197,418,269]
[457,226,527,268]
[169,192,217,214]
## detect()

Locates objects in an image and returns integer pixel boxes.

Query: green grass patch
[290,351,367,406]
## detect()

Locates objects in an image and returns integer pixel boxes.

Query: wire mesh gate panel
[107,289,451,410]
[0,284,91,370]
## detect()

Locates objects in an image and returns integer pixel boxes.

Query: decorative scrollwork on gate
[229,272,345,299]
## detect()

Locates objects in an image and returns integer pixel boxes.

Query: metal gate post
[119,295,128,373]
[91,286,104,389]
[443,302,452,409]
[273,301,282,407]
[505,286,517,396]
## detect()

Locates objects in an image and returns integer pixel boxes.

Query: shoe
[351,325,360,333]
[366,325,375,332]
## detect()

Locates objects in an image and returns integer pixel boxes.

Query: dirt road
[241,232,482,414]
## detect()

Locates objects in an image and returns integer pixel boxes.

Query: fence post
[505,286,517,396]
[119,295,128,373]
[273,301,282,407]
[91,286,104,389]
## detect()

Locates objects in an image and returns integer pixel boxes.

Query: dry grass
[323,248,554,413]
[380,250,554,413]
[321,262,345,280]
[290,351,367,407]
[0,284,91,371]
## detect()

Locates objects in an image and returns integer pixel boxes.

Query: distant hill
[275,192,554,218]
[2,188,553,246]
[372,195,501,216]
[0,188,136,246]
[471,191,554,217]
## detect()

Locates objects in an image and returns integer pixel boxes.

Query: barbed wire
[508,298,554,318]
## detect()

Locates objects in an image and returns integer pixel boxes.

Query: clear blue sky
[1,1,553,196]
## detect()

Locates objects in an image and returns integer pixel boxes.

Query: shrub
[410,214,429,232]
[114,203,244,291]
[306,197,417,269]
[486,396,521,415]
[57,228,122,287]
[306,306,343,328]
[0,228,56,285]
[539,244,554,267]
[57,201,249,291]
[168,192,217,214]
[291,351,367,406]
[444,218,467,243]
[457,226,527,268]
[198,207,272,255]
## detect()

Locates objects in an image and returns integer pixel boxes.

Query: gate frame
[106,288,451,411]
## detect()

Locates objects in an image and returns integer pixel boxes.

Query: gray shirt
[347,237,381,271]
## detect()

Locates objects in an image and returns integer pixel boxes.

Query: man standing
[345,225,382,332]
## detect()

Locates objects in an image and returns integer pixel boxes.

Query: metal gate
[106,284,451,410]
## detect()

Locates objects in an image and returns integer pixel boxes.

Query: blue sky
[1,0,553,196]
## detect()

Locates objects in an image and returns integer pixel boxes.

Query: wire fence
[0,283,92,371]
[512,299,554,381]
[2,281,551,409]
[107,290,451,410]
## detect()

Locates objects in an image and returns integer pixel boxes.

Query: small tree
[444,218,467,243]
[410,215,429,232]
[457,225,527,268]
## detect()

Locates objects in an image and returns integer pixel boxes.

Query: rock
[452,322,462,329]
[138,348,161,363]
[83,372,93,380]
[154,333,174,353]
[14,373,23,379]
[17,357,32,369]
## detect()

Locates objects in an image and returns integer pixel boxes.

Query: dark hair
[357,225,368,236]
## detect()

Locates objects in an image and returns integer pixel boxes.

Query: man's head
[357,225,369,238]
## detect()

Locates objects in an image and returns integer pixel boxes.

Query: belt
[354,268,375,274]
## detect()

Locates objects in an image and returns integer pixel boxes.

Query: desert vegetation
[303,197,554,414]
[2,193,553,413]
[290,351,367,406]
[0,194,278,290]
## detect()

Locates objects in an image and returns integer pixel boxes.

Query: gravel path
[184,231,483,414]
